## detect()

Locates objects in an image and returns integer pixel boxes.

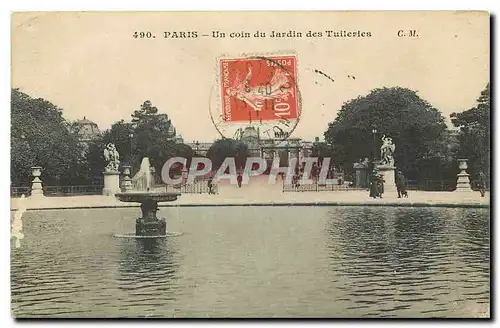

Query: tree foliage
[324,87,450,180]
[206,138,249,170]
[450,83,490,179]
[129,101,177,173]
[311,141,335,167]
[11,89,85,186]
[11,92,194,186]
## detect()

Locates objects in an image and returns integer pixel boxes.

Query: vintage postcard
[10,11,490,318]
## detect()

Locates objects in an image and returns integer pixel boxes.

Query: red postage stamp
[219,55,299,123]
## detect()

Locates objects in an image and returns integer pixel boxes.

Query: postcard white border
[2,0,496,327]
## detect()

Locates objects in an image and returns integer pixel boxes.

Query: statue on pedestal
[104,143,120,172]
[380,135,395,166]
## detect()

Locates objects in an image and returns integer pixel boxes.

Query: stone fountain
[114,158,181,237]
[115,191,180,236]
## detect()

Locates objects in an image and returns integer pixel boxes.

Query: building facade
[186,126,318,167]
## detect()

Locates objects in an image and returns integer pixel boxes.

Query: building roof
[75,117,97,125]
[73,116,100,141]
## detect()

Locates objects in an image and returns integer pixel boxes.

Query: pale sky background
[11,11,489,142]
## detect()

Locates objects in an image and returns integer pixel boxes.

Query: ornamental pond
[11,206,489,318]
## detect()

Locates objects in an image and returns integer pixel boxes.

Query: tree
[206,138,249,171]
[311,141,334,163]
[324,87,449,180]
[130,101,177,173]
[82,141,106,185]
[11,89,84,186]
[166,143,194,177]
[175,143,194,162]
[450,83,490,179]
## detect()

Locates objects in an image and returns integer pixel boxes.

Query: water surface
[11,206,490,318]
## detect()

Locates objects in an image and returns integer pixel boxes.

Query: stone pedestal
[30,166,44,198]
[103,171,121,196]
[455,159,473,192]
[135,199,167,236]
[115,192,180,237]
[376,164,397,193]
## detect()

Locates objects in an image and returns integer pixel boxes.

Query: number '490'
[133,32,154,38]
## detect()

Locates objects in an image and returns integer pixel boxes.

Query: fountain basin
[115,192,181,237]
[115,192,180,203]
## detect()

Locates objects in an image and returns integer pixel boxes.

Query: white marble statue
[104,143,120,172]
[12,194,27,249]
[380,135,395,166]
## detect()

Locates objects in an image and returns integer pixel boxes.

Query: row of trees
[207,85,490,182]
[11,83,490,186]
[11,89,250,186]
[322,84,490,182]
[11,90,194,185]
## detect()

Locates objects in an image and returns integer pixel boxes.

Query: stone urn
[32,166,42,177]
[455,158,473,192]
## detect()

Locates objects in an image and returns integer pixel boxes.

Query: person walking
[376,173,385,198]
[207,177,214,195]
[396,170,407,198]
[295,173,301,189]
[369,169,379,198]
[478,170,487,197]
[237,173,243,188]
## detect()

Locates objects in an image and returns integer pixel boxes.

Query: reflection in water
[328,208,446,265]
[392,208,445,261]
[325,207,489,317]
[118,238,179,276]
[116,238,181,317]
[455,208,490,265]
[11,207,489,318]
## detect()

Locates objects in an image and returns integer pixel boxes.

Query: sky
[11,11,489,142]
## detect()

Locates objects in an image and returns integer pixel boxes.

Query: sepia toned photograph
[10,11,490,318]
